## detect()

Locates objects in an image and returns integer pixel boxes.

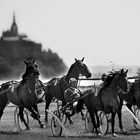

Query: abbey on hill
[0,14,67,80]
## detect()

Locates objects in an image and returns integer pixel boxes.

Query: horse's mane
[66,63,75,77]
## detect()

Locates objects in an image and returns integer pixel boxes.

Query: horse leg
[0,105,6,120]
[80,110,85,120]
[117,99,125,132]
[45,92,53,123]
[32,104,40,118]
[62,101,74,125]
[95,111,100,129]
[87,106,100,135]
[32,104,45,128]
[76,99,85,120]
[19,107,30,130]
[27,106,45,128]
[34,104,45,128]
[111,111,117,137]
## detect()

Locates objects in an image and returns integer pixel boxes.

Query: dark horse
[117,76,140,131]
[0,59,45,130]
[44,57,92,123]
[76,69,128,136]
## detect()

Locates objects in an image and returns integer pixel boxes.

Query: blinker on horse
[44,57,92,123]
[0,59,45,130]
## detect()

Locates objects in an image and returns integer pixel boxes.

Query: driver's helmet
[101,73,107,81]
[69,78,77,84]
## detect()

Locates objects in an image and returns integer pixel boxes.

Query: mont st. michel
[0,14,67,80]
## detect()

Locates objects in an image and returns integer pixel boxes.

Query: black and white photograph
[0,0,140,140]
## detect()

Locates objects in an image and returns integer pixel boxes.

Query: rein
[63,77,70,88]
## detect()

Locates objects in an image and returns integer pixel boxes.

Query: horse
[117,76,140,131]
[76,69,128,136]
[44,57,92,124]
[0,59,45,130]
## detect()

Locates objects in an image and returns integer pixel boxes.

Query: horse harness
[2,78,46,104]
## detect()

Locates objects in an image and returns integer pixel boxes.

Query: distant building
[1,13,27,41]
[0,13,42,61]
[0,13,67,79]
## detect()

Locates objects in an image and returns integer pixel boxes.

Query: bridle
[22,74,39,81]
[116,73,127,92]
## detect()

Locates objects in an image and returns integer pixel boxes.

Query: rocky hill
[0,14,67,80]
[0,38,67,80]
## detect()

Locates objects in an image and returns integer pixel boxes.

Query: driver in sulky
[64,78,81,106]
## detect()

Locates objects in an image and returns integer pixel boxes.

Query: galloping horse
[0,59,45,130]
[44,57,92,123]
[76,69,128,136]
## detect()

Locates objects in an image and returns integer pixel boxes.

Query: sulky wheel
[132,105,140,130]
[98,111,109,135]
[14,107,29,130]
[85,111,93,132]
[56,101,67,125]
[61,113,67,125]
[51,110,63,136]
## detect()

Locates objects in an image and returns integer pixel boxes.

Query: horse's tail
[76,98,85,113]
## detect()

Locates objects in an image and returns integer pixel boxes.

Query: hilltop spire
[13,11,16,23]
[11,11,18,35]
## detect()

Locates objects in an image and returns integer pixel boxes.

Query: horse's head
[114,69,128,92]
[74,57,92,78]
[103,69,128,92]
[22,59,40,79]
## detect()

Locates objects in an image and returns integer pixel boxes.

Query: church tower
[10,12,18,36]
[1,12,21,41]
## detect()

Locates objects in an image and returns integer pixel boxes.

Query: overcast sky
[0,0,140,67]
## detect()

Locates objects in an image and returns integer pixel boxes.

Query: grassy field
[0,101,140,140]
[0,85,140,140]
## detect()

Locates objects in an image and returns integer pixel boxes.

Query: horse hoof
[40,124,46,128]
[97,133,102,137]
[25,127,30,131]
[112,133,117,137]
[42,125,46,128]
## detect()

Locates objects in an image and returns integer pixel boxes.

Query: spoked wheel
[56,101,67,125]
[61,113,67,125]
[14,107,29,130]
[85,111,93,132]
[132,105,140,130]
[98,111,108,135]
[51,110,63,136]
